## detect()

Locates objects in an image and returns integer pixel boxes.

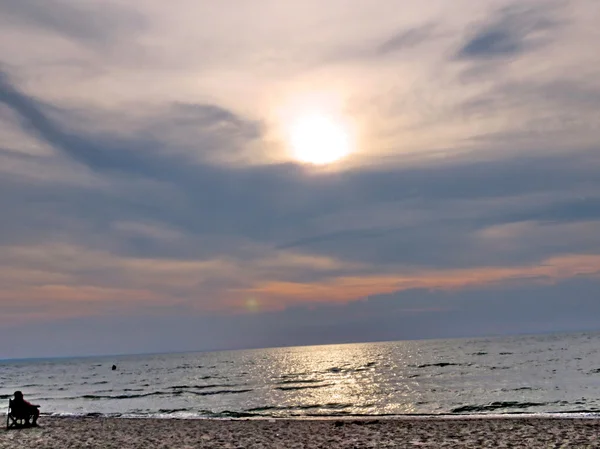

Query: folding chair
[6,399,32,430]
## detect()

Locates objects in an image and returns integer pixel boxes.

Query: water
[2,332,600,418]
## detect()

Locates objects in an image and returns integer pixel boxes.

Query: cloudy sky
[1,0,599,358]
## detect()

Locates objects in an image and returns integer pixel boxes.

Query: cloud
[244,253,600,309]
[0,0,145,46]
[457,3,560,59]
[0,69,261,174]
[458,79,600,135]
[3,276,600,358]
[1,70,599,274]
[272,149,600,265]
[0,238,365,322]
[110,221,184,242]
[377,25,436,55]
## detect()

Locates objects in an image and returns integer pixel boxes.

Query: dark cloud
[323,24,435,65]
[377,25,435,55]
[504,198,600,225]
[0,0,144,45]
[460,79,600,117]
[456,78,600,150]
[0,70,260,176]
[457,4,560,60]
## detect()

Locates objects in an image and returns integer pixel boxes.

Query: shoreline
[33,411,600,420]
[3,416,600,448]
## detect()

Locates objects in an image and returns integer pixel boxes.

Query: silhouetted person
[12,391,40,426]
[112,364,117,371]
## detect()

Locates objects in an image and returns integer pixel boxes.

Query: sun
[287,113,352,165]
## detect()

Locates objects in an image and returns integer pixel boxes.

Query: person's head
[14,391,23,400]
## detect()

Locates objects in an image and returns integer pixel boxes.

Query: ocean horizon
[2,328,588,362]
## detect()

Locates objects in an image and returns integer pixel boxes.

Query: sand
[2,416,600,448]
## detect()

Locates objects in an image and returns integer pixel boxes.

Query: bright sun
[288,113,352,165]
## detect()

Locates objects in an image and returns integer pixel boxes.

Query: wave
[158,408,190,414]
[44,409,600,420]
[247,402,354,413]
[77,409,260,419]
[81,392,170,400]
[276,379,323,385]
[78,388,253,400]
[170,384,237,390]
[500,387,537,392]
[275,383,334,391]
[355,362,377,372]
[279,372,310,379]
[208,410,258,418]
[415,363,468,368]
[187,389,253,396]
[451,401,553,413]
[317,364,376,374]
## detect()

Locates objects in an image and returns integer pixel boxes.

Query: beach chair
[6,399,33,429]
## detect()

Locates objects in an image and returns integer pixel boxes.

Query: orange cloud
[3,285,160,302]
[239,254,600,309]
[0,285,167,326]
[3,239,600,323]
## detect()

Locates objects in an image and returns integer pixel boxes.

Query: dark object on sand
[6,391,40,429]
[112,365,117,371]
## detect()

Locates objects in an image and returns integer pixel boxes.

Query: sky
[1,0,600,359]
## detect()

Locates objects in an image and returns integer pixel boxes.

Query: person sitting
[11,391,40,427]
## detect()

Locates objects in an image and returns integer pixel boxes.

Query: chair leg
[6,415,25,430]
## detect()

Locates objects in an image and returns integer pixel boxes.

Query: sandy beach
[2,416,599,448]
